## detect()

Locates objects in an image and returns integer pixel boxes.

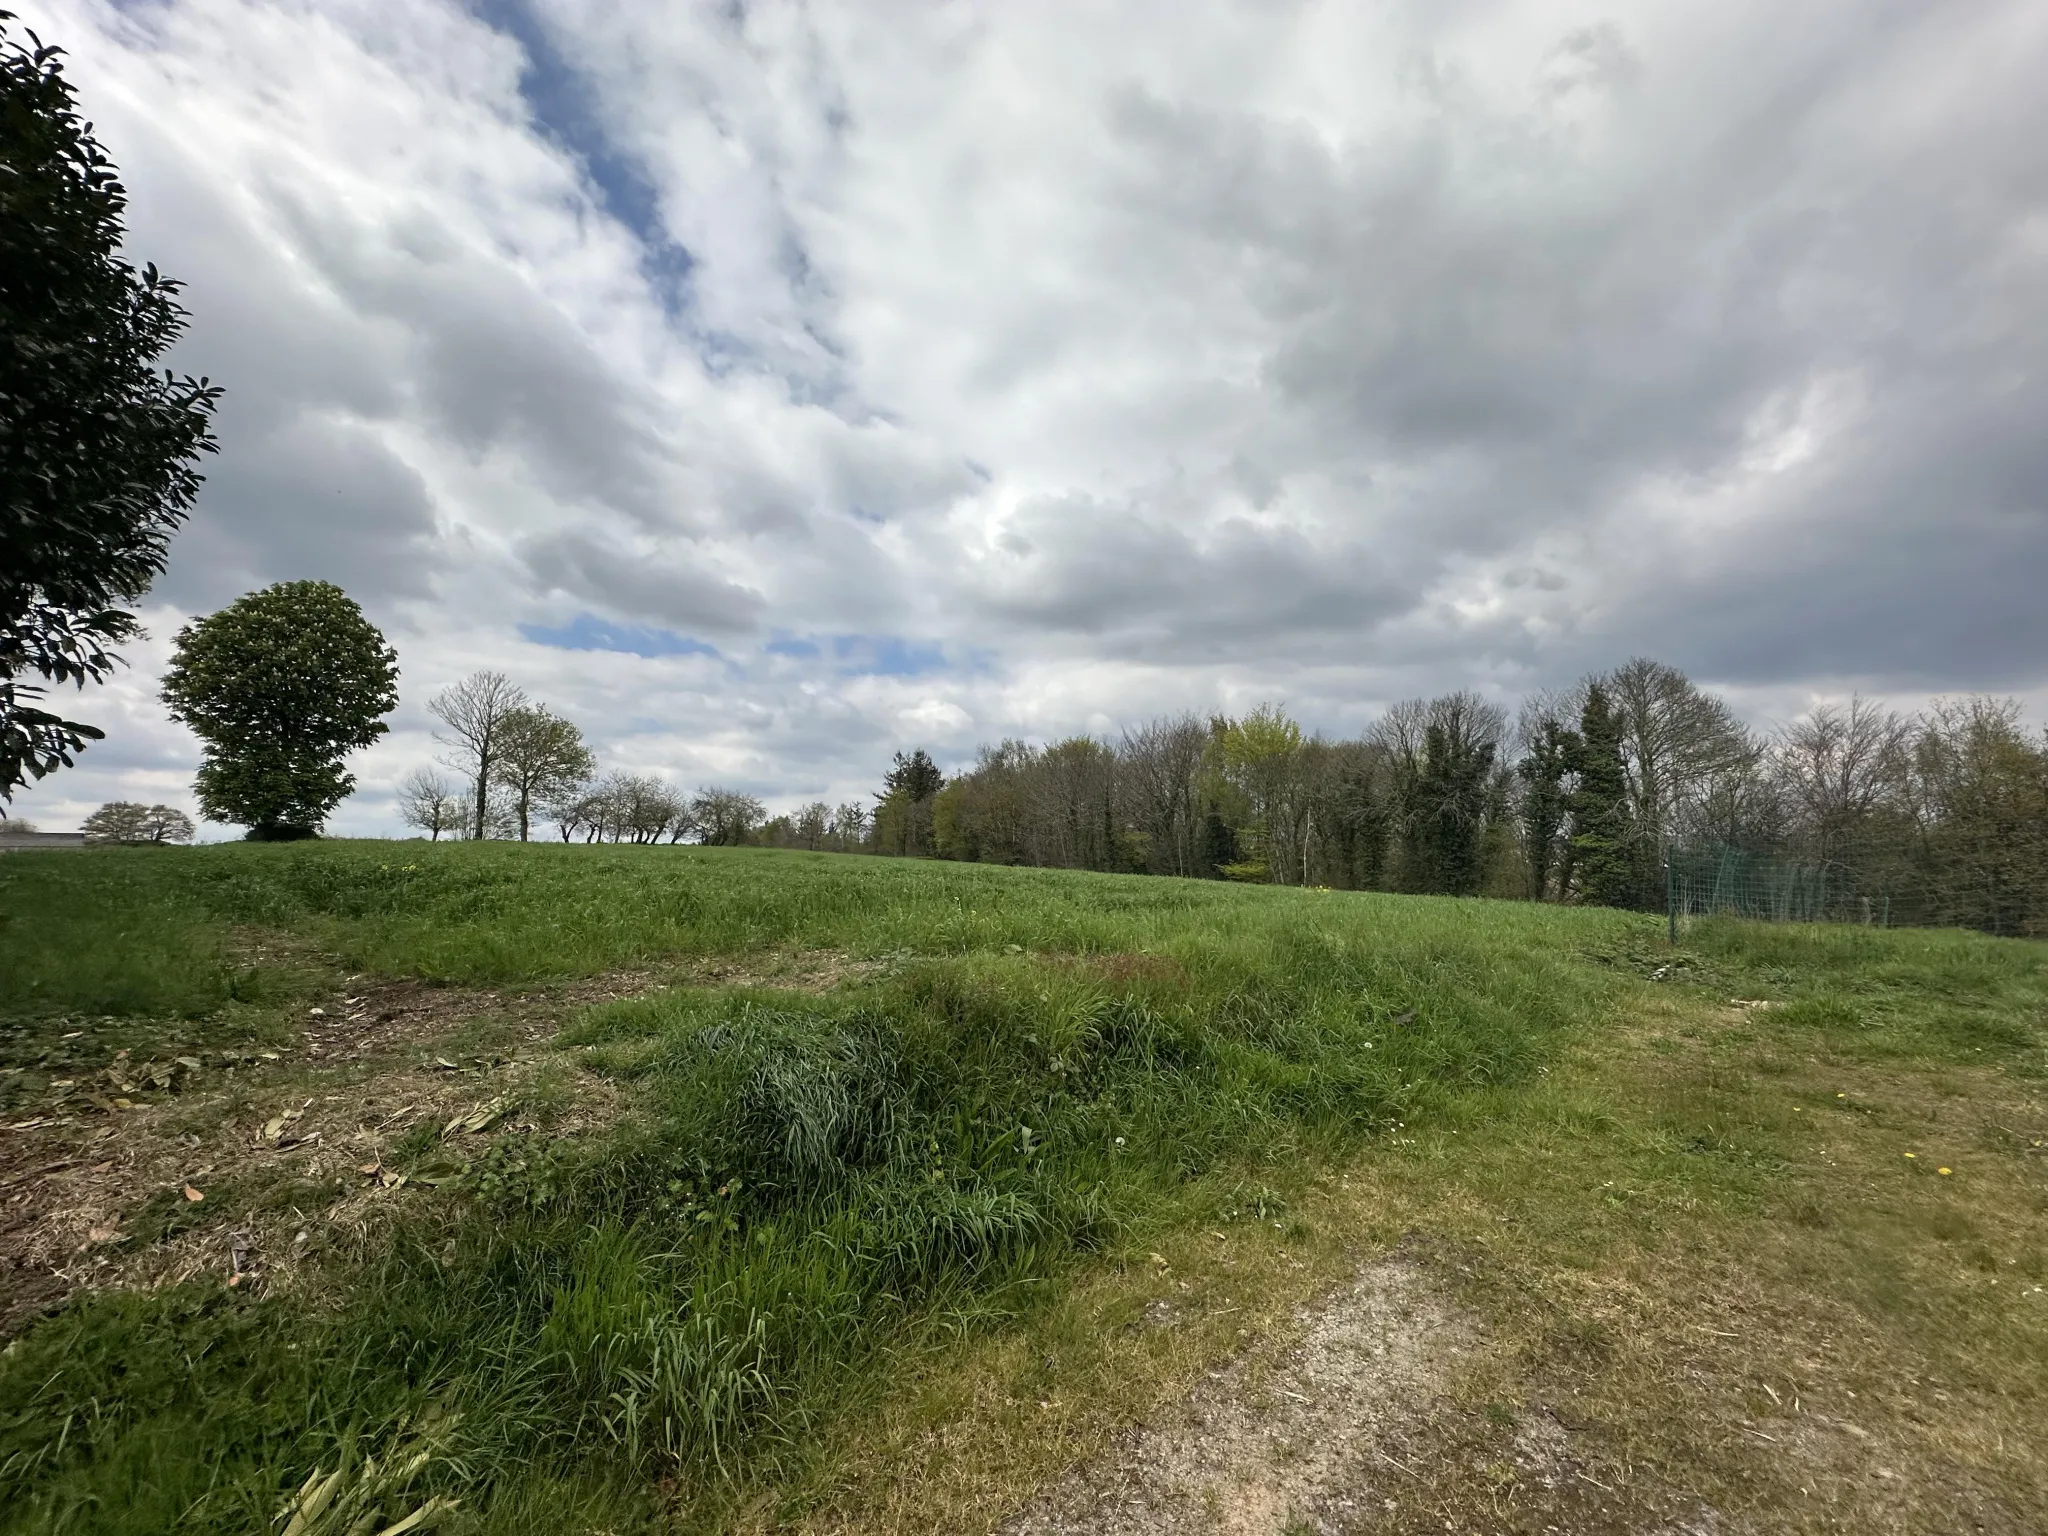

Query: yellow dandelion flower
[1938,1167,1953,1176]
[1903,1152,1916,1159]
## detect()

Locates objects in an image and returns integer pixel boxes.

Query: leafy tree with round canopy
[1,15,221,796]
[159,581,398,839]
[81,800,194,843]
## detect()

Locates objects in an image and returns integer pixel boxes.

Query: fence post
[1666,853,1678,945]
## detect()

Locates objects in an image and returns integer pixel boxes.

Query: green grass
[1,842,2043,1534]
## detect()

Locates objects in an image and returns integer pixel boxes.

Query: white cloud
[8,0,2046,834]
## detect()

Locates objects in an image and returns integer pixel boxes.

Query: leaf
[183,1184,204,1202]
[441,1097,508,1139]
[371,1497,459,1536]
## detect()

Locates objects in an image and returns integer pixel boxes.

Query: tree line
[401,669,859,850]
[856,659,2048,938]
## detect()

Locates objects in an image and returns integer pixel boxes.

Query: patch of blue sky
[470,0,696,315]
[520,613,719,659]
[764,633,822,659]
[832,634,949,678]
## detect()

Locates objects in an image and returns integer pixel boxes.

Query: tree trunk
[473,749,491,841]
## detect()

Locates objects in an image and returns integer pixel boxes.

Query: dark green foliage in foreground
[0,13,221,793]
[159,581,399,839]
[0,843,2040,1533]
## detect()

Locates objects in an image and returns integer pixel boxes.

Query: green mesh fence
[1666,847,1912,931]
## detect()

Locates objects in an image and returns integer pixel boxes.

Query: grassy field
[0,843,2043,1534]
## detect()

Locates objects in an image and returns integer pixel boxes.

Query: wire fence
[1665,846,1921,936]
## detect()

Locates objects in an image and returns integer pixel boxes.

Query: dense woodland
[845,658,2048,937]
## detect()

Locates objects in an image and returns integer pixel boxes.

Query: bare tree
[1773,696,1911,862]
[430,671,527,840]
[586,772,685,843]
[795,801,830,850]
[396,766,464,841]
[829,801,869,851]
[549,784,599,842]
[1119,713,1209,876]
[1605,658,1757,891]
[692,786,765,846]
[491,706,595,841]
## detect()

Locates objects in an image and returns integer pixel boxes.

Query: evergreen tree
[876,748,944,855]
[1516,718,1580,899]
[884,748,944,803]
[1197,802,1238,878]
[1402,722,1496,895]
[1570,683,1636,907]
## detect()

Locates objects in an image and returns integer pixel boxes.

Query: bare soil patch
[0,948,880,1336]
[1002,1257,1716,1536]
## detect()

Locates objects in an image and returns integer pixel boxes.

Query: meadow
[0,843,2043,1533]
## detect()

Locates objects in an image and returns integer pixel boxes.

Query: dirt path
[1003,1259,1722,1536]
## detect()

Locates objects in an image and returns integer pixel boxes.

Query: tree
[886,748,944,802]
[1213,705,1307,883]
[429,671,525,840]
[828,801,869,851]
[876,749,944,856]
[1197,803,1238,878]
[1773,697,1911,863]
[1119,713,1209,876]
[490,706,593,841]
[159,581,398,839]
[1377,694,1504,895]
[396,766,464,841]
[1605,657,1756,901]
[1332,747,1394,890]
[1,17,221,796]
[1570,682,1635,907]
[1405,720,1498,895]
[81,800,192,843]
[1516,698,1581,900]
[795,801,830,850]
[1907,699,2048,936]
[692,786,765,846]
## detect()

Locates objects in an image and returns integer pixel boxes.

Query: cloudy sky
[11,0,2047,835]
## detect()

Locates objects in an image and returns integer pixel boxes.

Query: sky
[9,0,2047,837]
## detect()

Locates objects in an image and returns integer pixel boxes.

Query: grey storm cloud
[8,0,2046,839]
[519,531,768,637]
[977,492,1414,661]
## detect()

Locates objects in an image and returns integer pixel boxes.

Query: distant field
[1,844,2043,1534]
